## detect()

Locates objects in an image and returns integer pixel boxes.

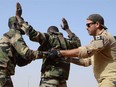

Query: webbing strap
[57,35,68,50]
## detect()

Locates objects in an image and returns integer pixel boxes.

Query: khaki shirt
[78,29,116,82]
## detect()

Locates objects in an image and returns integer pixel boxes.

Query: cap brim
[101,24,107,29]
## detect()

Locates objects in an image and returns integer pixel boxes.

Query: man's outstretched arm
[68,57,91,67]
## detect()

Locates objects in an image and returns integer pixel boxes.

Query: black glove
[47,50,62,60]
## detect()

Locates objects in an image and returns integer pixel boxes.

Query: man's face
[86,20,97,36]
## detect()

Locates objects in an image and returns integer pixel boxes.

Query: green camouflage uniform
[0,28,45,87]
[21,23,81,87]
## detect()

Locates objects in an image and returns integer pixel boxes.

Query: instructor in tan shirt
[50,14,116,87]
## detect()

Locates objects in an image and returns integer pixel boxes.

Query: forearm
[25,49,47,60]
[14,45,47,60]
[21,22,47,43]
[65,29,81,47]
[10,33,44,60]
[60,48,79,57]
[65,29,74,38]
[17,17,46,43]
[17,18,41,42]
[70,58,91,67]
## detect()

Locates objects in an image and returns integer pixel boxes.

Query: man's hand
[61,18,69,30]
[16,2,22,17]
[15,2,25,27]
[15,2,23,24]
[48,50,62,60]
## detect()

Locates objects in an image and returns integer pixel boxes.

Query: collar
[97,28,106,35]
[93,29,106,40]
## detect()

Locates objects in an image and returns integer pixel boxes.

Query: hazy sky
[0,0,116,87]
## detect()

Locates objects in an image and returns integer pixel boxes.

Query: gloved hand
[47,50,62,60]
[61,18,69,30]
[35,50,62,61]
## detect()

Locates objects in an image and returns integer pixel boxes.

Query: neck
[95,28,104,36]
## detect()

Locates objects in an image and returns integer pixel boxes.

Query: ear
[95,22,101,28]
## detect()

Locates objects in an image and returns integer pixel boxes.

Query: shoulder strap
[57,34,68,50]
[38,33,52,51]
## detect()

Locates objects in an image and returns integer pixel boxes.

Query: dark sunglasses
[86,22,96,27]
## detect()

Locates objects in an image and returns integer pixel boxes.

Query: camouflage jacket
[22,24,81,80]
[0,29,43,76]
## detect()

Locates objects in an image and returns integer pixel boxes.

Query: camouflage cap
[87,14,107,29]
[8,16,17,28]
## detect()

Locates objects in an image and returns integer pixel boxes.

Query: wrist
[57,50,63,57]
[17,17,24,25]
[68,33,75,39]
[21,23,31,34]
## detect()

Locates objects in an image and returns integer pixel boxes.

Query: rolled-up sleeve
[78,36,108,58]
[78,46,88,58]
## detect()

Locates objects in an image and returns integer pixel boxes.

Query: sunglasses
[86,22,96,27]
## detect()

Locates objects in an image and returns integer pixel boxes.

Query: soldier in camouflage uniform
[17,16,81,87]
[0,16,50,87]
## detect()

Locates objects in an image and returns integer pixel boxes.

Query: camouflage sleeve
[27,28,48,45]
[78,35,110,58]
[16,54,32,67]
[68,33,81,48]
[10,30,42,60]
[20,22,47,45]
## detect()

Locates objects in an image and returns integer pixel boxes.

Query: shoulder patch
[94,36,103,40]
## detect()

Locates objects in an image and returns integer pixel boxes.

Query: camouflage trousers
[0,76,13,87]
[39,77,67,87]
